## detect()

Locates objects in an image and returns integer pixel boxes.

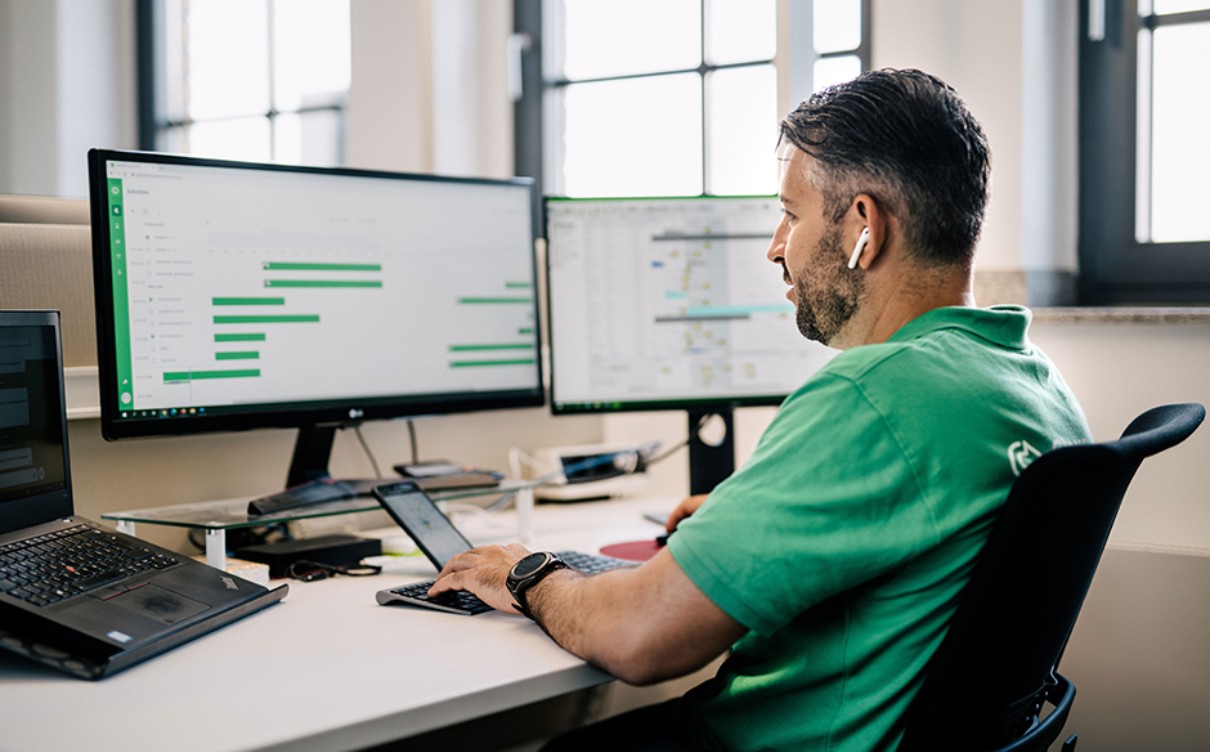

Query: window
[1079,0,1210,303]
[514,0,869,199]
[137,0,351,166]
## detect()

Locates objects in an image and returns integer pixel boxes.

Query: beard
[793,226,866,345]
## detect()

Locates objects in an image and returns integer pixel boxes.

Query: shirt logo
[1008,440,1043,476]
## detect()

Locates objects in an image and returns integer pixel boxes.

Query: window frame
[1078,0,1210,304]
[135,0,349,164]
[513,0,870,200]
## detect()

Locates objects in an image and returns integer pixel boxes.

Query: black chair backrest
[898,403,1205,751]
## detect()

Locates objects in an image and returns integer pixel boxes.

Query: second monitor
[545,195,833,495]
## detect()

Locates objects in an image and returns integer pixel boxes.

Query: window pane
[161,0,187,122]
[1151,0,1210,14]
[814,0,862,54]
[813,55,862,92]
[705,0,776,65]
[554,74,703,197]
[273,0,351,111]
[547,0,700,80]
[187,118,273,163]
[1148,23,1210,242]
[707,66,778,195]
[186,0,271,119]
[274,111,343,166]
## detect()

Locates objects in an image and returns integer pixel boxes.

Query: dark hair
[779,68,990,266]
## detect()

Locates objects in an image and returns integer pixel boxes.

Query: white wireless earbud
[847,227,871,270]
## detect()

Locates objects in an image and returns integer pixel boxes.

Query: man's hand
[430,541,744,684]
[429,543,532,614]
[665,493,709,534]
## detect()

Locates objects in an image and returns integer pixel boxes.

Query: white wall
[0,0,137,197]
[871,0,1024,273]
[345,0,514,178]
[345,0,435,173]
[1031,319,1210,553]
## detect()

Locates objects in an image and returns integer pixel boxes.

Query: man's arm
[429,544,746,686]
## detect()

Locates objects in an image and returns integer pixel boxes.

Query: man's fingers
[428,572,457,595]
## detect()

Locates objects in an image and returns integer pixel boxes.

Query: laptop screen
[0,311,71,532]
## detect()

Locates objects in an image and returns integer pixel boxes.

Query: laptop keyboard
[0,525,179,607]
[379,550,634,616]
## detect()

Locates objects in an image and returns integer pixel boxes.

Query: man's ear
[846,194,887,270]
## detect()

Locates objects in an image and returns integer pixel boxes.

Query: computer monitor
[545,195,833,494]
[87,149,543,490]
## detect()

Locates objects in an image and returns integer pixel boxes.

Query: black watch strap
[507,551,568,619]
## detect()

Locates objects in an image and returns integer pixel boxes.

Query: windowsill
[1032,306,1210,325]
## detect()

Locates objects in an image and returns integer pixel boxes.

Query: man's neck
[832,264,974,349]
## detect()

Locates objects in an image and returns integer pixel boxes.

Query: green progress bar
[163,369,261,382]
[265,280,383,288]
[212,297,285,306]
[519,327,534,335]
[505,281,532,289]
[214,315,320,324]
[216,351,259,360]
[215,333,265,342]
[263,262,382,271]
[449,359,536,368]
[457,297,531,305]
[449,344,535,352]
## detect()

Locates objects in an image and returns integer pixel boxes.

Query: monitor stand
[280,424,379,496]
[286,425,502,498]
[287,424,342,488]
[687,407,736,496]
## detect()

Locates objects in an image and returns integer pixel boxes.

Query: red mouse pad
[599,538,662,562]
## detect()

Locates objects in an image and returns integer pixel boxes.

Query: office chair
[897,402,1205,752]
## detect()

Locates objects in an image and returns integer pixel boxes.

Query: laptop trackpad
[106,584,211,625]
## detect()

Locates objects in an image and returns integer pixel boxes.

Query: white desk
[0,494,678,752]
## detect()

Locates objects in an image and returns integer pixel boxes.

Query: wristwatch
[507,551,568,619]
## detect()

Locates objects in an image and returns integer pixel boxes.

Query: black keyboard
[375,550,634,616]
[0,525,179,607]
[380,580,495,615]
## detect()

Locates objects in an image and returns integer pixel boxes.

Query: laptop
[373,480,634,615]
[0,310,287,679]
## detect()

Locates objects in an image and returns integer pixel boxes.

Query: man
[430,69,1090,751]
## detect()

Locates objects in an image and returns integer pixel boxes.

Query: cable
[643,412,710,466]
[645,438,689,466]
[406,419,419,464]
[286,559,382,582]
[353,425,384,479]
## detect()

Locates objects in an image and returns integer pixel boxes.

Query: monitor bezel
[87,148,545,442]
[543,194,790,416]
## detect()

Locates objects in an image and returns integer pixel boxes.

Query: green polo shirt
[668,305,1090,751]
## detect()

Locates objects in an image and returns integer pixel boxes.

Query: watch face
[513,552,549,578]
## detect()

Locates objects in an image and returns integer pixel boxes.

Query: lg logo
[348,408,364,420]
